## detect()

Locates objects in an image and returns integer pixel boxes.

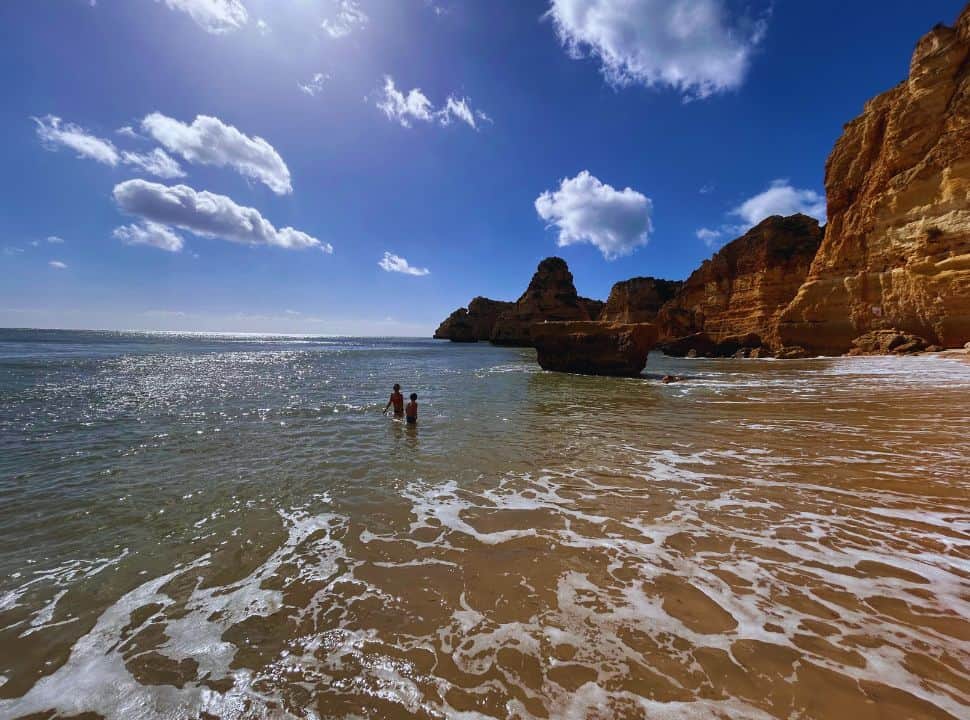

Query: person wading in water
[383,384,404,417]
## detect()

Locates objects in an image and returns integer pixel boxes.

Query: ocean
[0,329,968,719]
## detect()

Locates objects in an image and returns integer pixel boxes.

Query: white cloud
[322,0,368,38]
[256,18,269,34]
[34,115,186,178]
[699,183,714,194]
[117,125,140,139]
[695,227,722,247]
[33,115,119,165]
[379,252,430,276]
[121,148,186,179]
[159,0,248,34]
[731,179,826,227]
[546,0,767,100]
[375,76,489,129]
[535,170,653,260]
[112,179,331,252]
[141,112,292,194]
[49,260,67,269]
[114,221,185,252]
[376,77,434,127]
[47,236,65,244]
[299,72,329,97]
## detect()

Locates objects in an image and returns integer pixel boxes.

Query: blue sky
[0,0,964,335]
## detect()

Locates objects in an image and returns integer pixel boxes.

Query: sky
[0,0,965,336]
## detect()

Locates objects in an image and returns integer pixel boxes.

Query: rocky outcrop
[848,330,930,355]
[491,257,594,346]
[600,277,683,324]
[531,322,658,377]
[433,297,514,342]
[660,332,763,358]
[657,215,824,350]
[581,298,606,321]
[778,5,970,354]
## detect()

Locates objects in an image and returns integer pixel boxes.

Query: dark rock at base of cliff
[848,330,930,356]
[661,333,717,358]
[660,332,763,358]
[532,321,659,377]
[776,346,810,359]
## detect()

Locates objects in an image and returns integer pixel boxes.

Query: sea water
[0,329,968,719]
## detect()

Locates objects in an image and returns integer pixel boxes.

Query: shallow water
[0,329,968,719]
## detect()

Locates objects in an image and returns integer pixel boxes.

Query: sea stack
[778,4,970,354]
[490,257,596,346]
[531,321,658,377]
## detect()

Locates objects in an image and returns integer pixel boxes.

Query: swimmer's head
[410,393,417,401]
[393,384,400,391]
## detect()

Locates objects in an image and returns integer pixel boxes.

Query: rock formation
[531,322,658,377]
[656,214,824,352]
[848,329,930,355]
[778,4,970,354]
[490,257,595,346]
[433,297,514,342]
[581,298,606,321]
[600,277,683,324]
[660,332,763,358]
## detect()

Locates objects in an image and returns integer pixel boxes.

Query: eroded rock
[491,258,594,346]
[531,321,658,377]
[657,215,824,350]
[778,5,970,353]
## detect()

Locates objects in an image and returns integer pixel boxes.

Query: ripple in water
[0,330,968,719]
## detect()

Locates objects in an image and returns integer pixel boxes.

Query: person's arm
[383,396,392,414]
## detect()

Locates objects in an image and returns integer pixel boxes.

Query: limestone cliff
[778,4,970,353]
[600,277,683,324]
[657,214,824,350]
[433,297,514,342]
[491,257,594,346]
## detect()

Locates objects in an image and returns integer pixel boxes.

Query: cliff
[490,257,594,346]
[600,277,683,324]
[657,214,824,350]
[433,297,514,342]
[778,4,970,353]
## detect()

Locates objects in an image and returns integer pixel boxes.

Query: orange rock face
[531,321,659,377]
[778,4,970,354]
[657,214,824,349]
[491,257,594,346]
[600,277,683,324]
[433,297,514,342]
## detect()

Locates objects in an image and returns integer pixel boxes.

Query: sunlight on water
[1,330,968,719]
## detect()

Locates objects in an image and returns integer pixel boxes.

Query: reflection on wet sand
[1,347,968,719]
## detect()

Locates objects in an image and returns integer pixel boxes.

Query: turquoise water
[1,329,968,719]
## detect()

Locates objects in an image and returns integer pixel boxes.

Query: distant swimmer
[662,375,685,384]
[383,384,404,416]
[405,393,418,425]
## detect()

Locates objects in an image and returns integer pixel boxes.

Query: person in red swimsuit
[405,393,418,425]
[383,384,404,416]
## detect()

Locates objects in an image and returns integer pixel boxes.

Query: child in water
[383,384,404,416]
[405,393,418,424]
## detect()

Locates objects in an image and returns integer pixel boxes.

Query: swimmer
[405,393,418,424]
[383,384,404,416]
[662,375,685,384]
